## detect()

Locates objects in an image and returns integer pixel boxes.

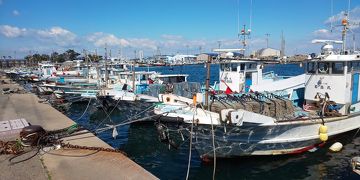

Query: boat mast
[132,50,136,93]
[205,56,211,110]
[84,49,89,79]
[105,44,108,87]
[341,14,349,54]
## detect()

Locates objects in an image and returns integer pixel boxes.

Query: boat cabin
[305,41,360,115]
[116,71,157,87]
[38,62,56,78]
[219,60,263,93]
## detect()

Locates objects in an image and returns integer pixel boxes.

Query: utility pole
[265,33,270,48]
[280,31,285,58]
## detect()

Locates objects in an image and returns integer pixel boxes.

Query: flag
[225,86,233,95]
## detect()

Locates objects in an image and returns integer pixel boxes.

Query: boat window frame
[348,61,353,73]
[318,62,330,74]
[220,63,231,72]
[351,61,360,72]
[230,63,238,72]
[306,62,317,74]
[240,63,245,71]
[331,62,344,74]
[246,63,257,70]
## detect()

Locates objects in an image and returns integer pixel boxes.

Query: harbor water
[65,64,360,179]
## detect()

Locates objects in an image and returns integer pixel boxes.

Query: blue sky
[0,0,359,58]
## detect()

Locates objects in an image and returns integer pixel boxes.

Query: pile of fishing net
[210,95,294,119]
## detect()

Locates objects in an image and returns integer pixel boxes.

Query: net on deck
[144,82,201,99]
[209,94,295,119]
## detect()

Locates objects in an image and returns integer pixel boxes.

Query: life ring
[319,65,328,74]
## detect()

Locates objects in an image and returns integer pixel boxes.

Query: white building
[172,54,197,64]
[256,48,281,59]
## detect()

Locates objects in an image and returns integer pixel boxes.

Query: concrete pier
[0,77,157,180]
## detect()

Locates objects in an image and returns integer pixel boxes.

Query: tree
[87,54,102,62]
[51,52,66,63]
[65,49,80,61]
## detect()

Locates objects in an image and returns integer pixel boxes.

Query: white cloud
[12,10,20,16]
[312,29,336,39]
[87,32,130,47]
[36,27,77,46]
[0,25,26,37]
[128,38,157,50]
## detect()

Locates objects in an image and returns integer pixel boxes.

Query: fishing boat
[153,14,360,159]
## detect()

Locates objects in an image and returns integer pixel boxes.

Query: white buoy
[329,142,343,152]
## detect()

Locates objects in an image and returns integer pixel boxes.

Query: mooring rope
[94,112,170,134]
[199,103,216,180]
[209,108,217,180]
[185,106,196,180]
[75,98,92,121]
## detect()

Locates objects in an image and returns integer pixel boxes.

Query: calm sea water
[65,64,360,179]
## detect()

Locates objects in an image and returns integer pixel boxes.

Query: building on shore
[254,48,281,60]
[196,53,219,62]
[171,54,197,64]
[0,59,28,68]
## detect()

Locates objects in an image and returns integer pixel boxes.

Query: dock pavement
[0,76,158,180]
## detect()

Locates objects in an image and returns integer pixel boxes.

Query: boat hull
[180,114,360,158]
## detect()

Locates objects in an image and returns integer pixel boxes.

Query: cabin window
[348,62,353,72]
[231,63,238,72]
[318,62,330,74]
[352,61,360,71]
[220,63,231,71]
[331,62,344,74]
[307,62,316,74]
[246,63,256,70]
[240,64,245,71]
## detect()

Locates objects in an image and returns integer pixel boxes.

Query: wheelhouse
[304,54,360,115]
[219,60,262,93]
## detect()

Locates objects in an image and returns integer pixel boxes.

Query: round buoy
[319,125,328,134]
[329,142,343,152]
[319,133,328,142]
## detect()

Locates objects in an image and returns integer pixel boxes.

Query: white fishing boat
[153,14,360,159]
